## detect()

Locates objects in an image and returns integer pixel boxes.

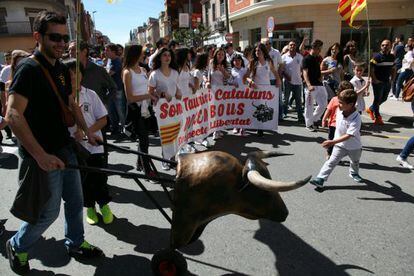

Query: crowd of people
[0,9,413,275]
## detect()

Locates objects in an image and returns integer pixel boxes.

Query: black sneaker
[6,239,30,275]
[67,240,104,259]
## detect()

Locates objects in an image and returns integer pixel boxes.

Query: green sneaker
[6,239,30,274]
[67,240,104,258]
[86,207,99,225]
[100,204,114,224]
[310,177,325,188]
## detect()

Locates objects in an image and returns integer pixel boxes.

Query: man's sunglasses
[44,33,70,43]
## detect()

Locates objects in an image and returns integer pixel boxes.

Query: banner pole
[365,1,371,77]
[76,0,81,103]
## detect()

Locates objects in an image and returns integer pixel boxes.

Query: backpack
[402,76,414,102]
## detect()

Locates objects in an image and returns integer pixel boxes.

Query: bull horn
[252,101,258,108]
[247,170,311,192]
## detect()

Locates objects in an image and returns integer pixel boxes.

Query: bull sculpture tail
[247,171,311,192]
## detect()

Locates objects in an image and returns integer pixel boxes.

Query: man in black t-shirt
[5,11,103,274]
[367,39,396,125]
[302,40,328,132]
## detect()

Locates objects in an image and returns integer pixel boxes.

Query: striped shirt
[370,52,395,82]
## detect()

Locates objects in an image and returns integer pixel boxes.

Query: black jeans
[82,154,111,208]
[370,81,391,118]
[126,103,151,173]
[327,126,336,156]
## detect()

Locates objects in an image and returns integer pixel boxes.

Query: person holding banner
[122,44,155,177]
[231,54,248,136]
[176,48,197,153]
[148,48,182,170]
[191,53,211,148]
[244,43,281,137]
[206,48,232,140]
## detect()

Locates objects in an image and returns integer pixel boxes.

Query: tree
[172,24,212,47]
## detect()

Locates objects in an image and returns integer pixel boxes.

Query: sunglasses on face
[44,33,70,43]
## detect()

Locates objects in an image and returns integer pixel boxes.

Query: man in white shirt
[282,40,304,122]
[225,43,248,66]
[263,38,284,120]
[148,38,167,70]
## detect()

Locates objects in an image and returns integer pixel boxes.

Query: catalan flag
[337,0,367,28]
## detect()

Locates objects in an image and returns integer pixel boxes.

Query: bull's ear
[247,170,311,192]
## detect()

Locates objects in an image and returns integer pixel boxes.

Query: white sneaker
[389,94,397,100]
[396,155,414,169]
[213,131,221,140]
[161,162,171,171]
[201,139,211,148]
[232,128,239,134]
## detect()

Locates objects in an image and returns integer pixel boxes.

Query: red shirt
[326,96,339,127]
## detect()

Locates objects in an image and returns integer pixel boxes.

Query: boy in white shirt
[310,89,363,187]
[64,59,114,225]
[350,64,370,113]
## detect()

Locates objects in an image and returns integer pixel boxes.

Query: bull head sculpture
[171,151,310,249]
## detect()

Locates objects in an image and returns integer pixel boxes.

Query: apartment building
[201,0,228,45]
[228,0,413,56]
[0,0,96,60]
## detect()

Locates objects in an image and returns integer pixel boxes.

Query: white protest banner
[154,85,279,159]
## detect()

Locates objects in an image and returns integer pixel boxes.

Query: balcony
[0,21,32,36]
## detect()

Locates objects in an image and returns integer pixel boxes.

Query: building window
[220,0,225,16]
[212,3,216,22]
[0,8,7,34]
[204,3,209,26]
[25,8,46,31]
[250,28,261,45]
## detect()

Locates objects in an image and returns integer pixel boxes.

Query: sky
[82,0,164,45]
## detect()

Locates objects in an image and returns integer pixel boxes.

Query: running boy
[321,81,354,159]
[64,59,114,225]
[310,88,363,187]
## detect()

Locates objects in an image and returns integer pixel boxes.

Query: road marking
[370,134,411,140]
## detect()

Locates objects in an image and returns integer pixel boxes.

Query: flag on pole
[337,0,367,28]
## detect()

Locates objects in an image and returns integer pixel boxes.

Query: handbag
[402,77,414,102]
[30,56,76,127]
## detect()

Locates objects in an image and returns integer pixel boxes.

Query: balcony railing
[0,21,32,36]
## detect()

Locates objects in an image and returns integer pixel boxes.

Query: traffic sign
[225,33,233,42]
[266,16,275,33]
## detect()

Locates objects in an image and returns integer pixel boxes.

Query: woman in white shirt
[122,45,154,176]
[176,48,195,97]
[148,48,182,170]
[395,45,414,99]
[245,43,281,137]
[231,54,248,136]
[207,48,232,140]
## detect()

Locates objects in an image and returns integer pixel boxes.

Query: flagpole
[365,1,371,77]
[76,0,81,103]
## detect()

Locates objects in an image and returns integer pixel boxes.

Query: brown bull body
[171,151,310,249]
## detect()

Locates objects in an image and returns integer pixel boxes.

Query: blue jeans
[395,69,413,98]
[400,136,414,159]
[270,79,284,120]
[284,81,303,119]
[370,81,391,118]
[108,89,127,132]
[11,147,84,252]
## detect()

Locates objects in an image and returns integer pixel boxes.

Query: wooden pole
[76,0,81,103]
[365,1,371,77]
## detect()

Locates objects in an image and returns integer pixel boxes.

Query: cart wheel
[151,249,187,276]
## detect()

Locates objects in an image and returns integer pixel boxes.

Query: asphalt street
[0,111,413,276]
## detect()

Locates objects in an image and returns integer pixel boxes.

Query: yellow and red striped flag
[338,0,367,28]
